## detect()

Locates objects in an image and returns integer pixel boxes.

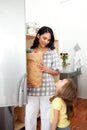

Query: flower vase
[62,60,67,72]
[63,67,67,72]
[60,52,68,73]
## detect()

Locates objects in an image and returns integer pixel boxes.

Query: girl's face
[55,79,68,92]
[37,32,51,48]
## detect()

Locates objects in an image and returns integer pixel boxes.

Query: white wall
[25,0,61,39]
[25,0,87,99]
[59,0,87,99]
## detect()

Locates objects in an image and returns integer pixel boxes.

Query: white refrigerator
[0,0,27,129]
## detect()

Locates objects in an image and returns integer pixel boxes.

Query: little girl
[50,78,77,130]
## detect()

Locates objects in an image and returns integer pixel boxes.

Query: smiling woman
[26,34,59,83]
[25,26,61,130]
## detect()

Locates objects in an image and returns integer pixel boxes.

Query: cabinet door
[0,0,27,107]
[0,107,14,130]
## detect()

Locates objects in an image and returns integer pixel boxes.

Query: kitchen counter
[60,71,78,87]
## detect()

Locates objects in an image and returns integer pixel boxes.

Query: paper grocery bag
[27,51,43,88]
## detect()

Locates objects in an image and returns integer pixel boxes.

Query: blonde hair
[50,78,77,120]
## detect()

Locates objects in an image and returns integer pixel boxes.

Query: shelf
[26,34,36,39]
[14,119,24,130]
[14,106,25,130]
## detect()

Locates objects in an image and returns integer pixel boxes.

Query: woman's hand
[39,63,48,72]
[38,62,59,76]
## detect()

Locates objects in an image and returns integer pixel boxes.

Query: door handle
[18,73,27,107]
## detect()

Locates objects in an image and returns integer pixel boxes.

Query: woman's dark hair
[30,26,55,50]
[50,78,77,120]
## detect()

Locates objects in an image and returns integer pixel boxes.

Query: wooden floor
[22,98,87,130]
[37,98,87,130]
[70,98,87,130]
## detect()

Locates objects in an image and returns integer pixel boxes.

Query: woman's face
[55,79,68,92]
[37,32,51,48]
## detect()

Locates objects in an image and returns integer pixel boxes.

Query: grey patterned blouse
[28,49,61,96]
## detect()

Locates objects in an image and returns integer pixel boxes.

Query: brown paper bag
[27,51,43,88]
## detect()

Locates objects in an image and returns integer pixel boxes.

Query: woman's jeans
[56,125,70,130]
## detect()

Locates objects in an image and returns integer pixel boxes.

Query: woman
[25,26,61,130]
